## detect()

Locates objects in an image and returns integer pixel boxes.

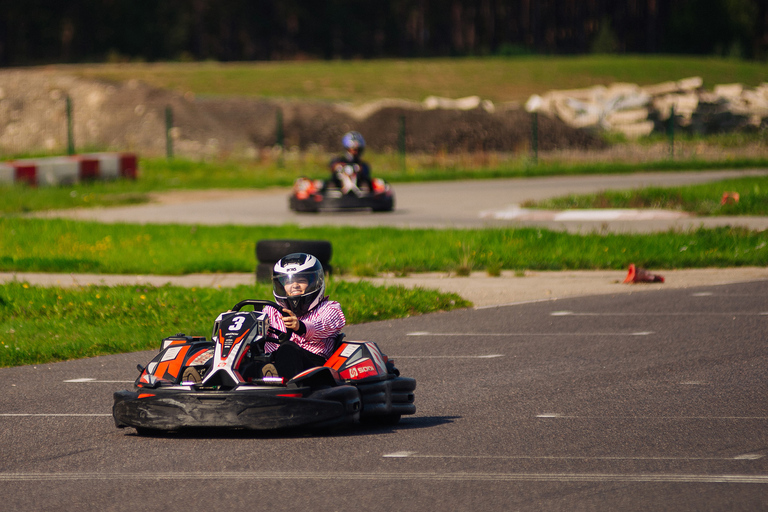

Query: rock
[0,69,605,158]
[529,76,768,138]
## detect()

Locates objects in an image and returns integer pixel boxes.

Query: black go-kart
[289,176,394,213]
[113,300,415,434]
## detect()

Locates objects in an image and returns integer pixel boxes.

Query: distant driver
[328,131,373,194]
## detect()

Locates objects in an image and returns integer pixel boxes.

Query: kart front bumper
[113,385,361,432]
[289,192,394,213]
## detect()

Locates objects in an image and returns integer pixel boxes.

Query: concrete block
[714,83,744,99]
[612,121,655,139]
[0,163,14,185]
[604,108,650,126]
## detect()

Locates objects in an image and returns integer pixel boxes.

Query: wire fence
[0,90,755,171]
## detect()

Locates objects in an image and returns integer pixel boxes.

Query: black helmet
[272,253,325,317]
[342,131,365,153]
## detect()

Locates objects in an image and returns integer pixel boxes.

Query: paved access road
[1,281,766,511]
[37,169,768,232]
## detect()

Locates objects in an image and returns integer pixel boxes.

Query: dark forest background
[1,0,767,66]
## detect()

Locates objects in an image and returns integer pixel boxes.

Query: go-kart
[289,175,395,213]
[113,300,415,434]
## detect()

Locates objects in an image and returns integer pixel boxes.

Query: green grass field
[3,154,768,214]
[0,281,469,368]
[3,218,766,276]
[3,55,767,368]
[62,56,768,104]
[529,175,768,215]
[3,214,766,367]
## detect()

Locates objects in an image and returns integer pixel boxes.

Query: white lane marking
[692,292,714,296]
[555,209,688,221]
[480,207,688,222]
[535,414,768,420]
[383,451,417,458]
[0,414,111,417]
[407,332,653,337]
[734,454,765,460]
[1,471,766,484]
[550,311,764,316]
[476,298,557,310]
[63,379,134,383]
[393,355,503,359]
[383,452,765,462]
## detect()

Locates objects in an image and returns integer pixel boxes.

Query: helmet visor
[272,271,321,299]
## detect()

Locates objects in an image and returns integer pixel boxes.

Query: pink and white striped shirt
[265,298,346,358]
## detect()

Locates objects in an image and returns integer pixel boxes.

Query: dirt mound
[0,69,606,159]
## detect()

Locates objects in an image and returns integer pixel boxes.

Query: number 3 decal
[228,315,246,331]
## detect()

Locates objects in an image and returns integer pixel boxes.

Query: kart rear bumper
[357,376,416,419]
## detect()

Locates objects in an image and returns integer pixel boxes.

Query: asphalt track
[35,168,768,232]
[5,171,768,510]
[1,281,766,511]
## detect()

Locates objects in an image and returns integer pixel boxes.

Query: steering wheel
[231,299,283,312]
[229,299,291,345]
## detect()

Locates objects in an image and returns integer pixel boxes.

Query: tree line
[1,0,765,66]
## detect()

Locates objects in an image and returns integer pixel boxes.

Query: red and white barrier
[0,153,137,187]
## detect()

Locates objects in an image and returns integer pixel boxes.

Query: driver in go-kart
[327,131,373,195]
[261,252,346,379]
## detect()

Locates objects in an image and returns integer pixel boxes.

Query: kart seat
[332,332,346,352]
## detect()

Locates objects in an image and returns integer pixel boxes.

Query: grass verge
[528,175,768,215]
[3,154,768,214]
[64,56,768,104]
[0,280,469,368]
[2,218,767,276]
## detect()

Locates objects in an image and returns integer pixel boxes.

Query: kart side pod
[137,334,212,388]
[319,341,416,421]
[324,341,390,381]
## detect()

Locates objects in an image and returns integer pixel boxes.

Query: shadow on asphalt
[119,415,459,439]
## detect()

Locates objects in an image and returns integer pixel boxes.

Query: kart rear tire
[256,239,332,265]
[255,262,273,284]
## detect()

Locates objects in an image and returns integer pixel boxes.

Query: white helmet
[272,253,325,317]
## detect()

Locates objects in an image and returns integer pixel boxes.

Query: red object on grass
[623,263,665,284]
[721,191,740,205]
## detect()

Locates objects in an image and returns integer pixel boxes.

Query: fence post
[531,112,539,165]
[667,104,675,159]
[165,105,174,159]
[398,115,406,172]
[276,107,284,168]
[66,95,75,155]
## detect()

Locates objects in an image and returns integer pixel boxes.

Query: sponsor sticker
[160,346,182,362]
[340,344,358,357]
[340,359,379,380]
